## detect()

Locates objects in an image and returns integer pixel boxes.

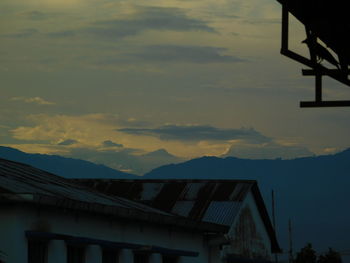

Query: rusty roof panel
[172,201,195,217]
[212,183,237,201]
[202,201,241,226]
[152,182,186,212]
[141,183,164,200]
[230,183,251,201]
[73,180,254,223]
[180,182,207,200]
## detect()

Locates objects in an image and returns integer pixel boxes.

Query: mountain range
[0,146,138,179]
[144,149,350,256]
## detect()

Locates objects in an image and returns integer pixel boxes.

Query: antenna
[272,190,278,263]
[288,219,293,263]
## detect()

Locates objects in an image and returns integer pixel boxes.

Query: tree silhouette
[294,243,317,263]
[318,248,342,263]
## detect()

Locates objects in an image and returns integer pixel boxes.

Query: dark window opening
[102,248,119,263]
[67,245,85,263]
[28,239,48,263]
[163,255,179,263]
[134,252,149,263]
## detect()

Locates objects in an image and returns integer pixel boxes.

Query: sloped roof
[74,179,251,224]
[0,158,227,233]
[73,179,281,252]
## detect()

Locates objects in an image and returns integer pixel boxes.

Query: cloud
[46,6,215,40]
[57,139,78,146]
[10,97,55,105]
[19,10,50,20]
[102,140,123,148]
[223,142,314,159]
[115,45,243,64]
[10,114,117,143]
[118,125,270,143]
[46,30,76,38]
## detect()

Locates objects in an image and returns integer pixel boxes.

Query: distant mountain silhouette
[141,148,175,158]
[145,149,350,256]
[61,147,184,175]
[0,146,138,179]
[135,148,185,174]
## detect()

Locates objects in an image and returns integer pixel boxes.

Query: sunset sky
[1,0,350,171]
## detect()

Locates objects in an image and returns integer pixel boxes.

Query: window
[162,255,179,263]
[28,239,48,263]
[67,245,85,263]
[102,248,119,263]
[134,253,149,263]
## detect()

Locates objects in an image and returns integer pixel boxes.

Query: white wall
[0,205,28,263]
[0,203,210,263]
[226,190,273,260]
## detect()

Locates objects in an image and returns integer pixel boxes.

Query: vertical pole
[272,190,278,263]
[288,219,293,263]
[281,4,289,52]
[315,74,322,102]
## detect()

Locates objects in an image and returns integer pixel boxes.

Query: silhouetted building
[0,158,280,263]
[74,179,281,262]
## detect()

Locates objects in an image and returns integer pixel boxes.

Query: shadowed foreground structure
[74,179,281,261]
[276,0,350,107]
[0,158,280,263]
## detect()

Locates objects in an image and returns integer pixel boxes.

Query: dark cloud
[102,140,123,148]
[118,125,270,143]
[2,28,38,38]
[46,6,215,40]
[242,18,280,25]
[57,139,78,146]
[129,45,243,63]
[97,45,244,65]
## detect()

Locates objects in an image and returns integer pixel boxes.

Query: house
[0,158,229,263]
[0,157,281,263]
[73,179,282,262]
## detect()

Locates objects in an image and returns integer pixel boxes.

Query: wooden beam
[300,101,350,107]
[302,69,350,76]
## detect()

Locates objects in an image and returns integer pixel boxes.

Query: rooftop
[74,179,281,253]
[0,158,228,233]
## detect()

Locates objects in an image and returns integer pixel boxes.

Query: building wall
[0,203,210,263]
[0,205,28,263]
[226,191,273,260]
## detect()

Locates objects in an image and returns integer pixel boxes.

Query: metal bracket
[280,4,350,107]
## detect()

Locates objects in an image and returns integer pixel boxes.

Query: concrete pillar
[86,245,102,263]
[149,253,162,263]
[119,249,134,263]
[48,240,66,263]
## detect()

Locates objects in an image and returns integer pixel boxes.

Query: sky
[1,0,350,173]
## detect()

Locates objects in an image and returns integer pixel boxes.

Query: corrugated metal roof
[73,179,281,253]
[0,158,229,233]
[0,158,168,214]
[73,179,254,224]
[203,201,241,226]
